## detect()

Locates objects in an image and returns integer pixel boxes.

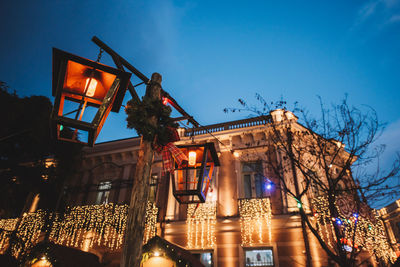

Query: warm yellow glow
[32,258,52,267]
[0,203,157,256]
[142,256,174,267]
[239,198,272,246]
[187,201,216,249]
[143,202,158,244]
[82,231,94,252]
[44,159,55,168]
[29,194,40,213]
[233,151,240,158]
[312,195,396,263]
[188,151,197,166]
[154,251,160,257]
[85,78,98,97]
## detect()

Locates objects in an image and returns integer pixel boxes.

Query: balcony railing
[184,116,272,137]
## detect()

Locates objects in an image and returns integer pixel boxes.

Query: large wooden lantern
[51,48,131,146]
[172,143,220,204]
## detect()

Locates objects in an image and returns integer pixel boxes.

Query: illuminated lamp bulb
[297,201,302,209]
[85,78,98,97]
[335,218,342,225]
[154,251,160,257]
[188,151,197,166]
[233,151,240,158]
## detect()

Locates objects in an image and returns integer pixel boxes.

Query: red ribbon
[158,142,188,176]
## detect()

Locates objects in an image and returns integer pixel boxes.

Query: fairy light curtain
[312,194,396,263]
[186,201,216,249]
[49,203,128,250]
[143,201,158,244]
[238,198,272,246]
[0,202,158,258]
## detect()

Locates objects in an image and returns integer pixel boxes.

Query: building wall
[63,115,330,267]
[379,200,400,251]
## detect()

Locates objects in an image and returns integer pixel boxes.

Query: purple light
[266,184,272,190]
[336,218,342,225]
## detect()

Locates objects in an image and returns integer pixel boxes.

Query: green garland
[125,97,178,145]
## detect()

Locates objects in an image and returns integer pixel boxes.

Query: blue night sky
[1,1,399,159]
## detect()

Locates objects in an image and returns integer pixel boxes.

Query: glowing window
[244,249,274,266]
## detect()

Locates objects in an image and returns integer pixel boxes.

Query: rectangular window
[95,181,112,204]
[245,248,274,266]
[242,162,268,198]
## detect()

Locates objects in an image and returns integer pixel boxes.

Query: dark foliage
[0,82,82,218]
[125,97,178,145]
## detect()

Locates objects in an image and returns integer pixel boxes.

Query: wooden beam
[111,55,141,104]
[91,36,200,127]
[92,36,149,83]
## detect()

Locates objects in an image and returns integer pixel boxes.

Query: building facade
[62,111,329,267]
[0,110,393,266]
[379,199,400,254]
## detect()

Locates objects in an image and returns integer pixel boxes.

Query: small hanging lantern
[172,142,220,204]
[51,48,131,146]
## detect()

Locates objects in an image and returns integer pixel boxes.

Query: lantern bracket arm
[111,54,141,105]
[92,36,149,84]
[172,116,187,122]
[161,90,199,127]
[91,36,200,127]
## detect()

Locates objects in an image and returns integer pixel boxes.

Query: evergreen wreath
[125,97,178,145]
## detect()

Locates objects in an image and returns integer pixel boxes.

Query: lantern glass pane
[59,101,99,124]
[57,124,90,144]
[63,60,117,103]
[174,168,201,191]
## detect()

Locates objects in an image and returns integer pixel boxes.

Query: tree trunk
[120,73,162,267]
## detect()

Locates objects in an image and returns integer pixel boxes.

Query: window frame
[241,161,269,199]
[243,246,275,267]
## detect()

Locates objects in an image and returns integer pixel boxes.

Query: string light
[143,202,158,244]
[0,202,158,257]
[186,201,216,249]
[311,195,396,264]
[238,198,272,246]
